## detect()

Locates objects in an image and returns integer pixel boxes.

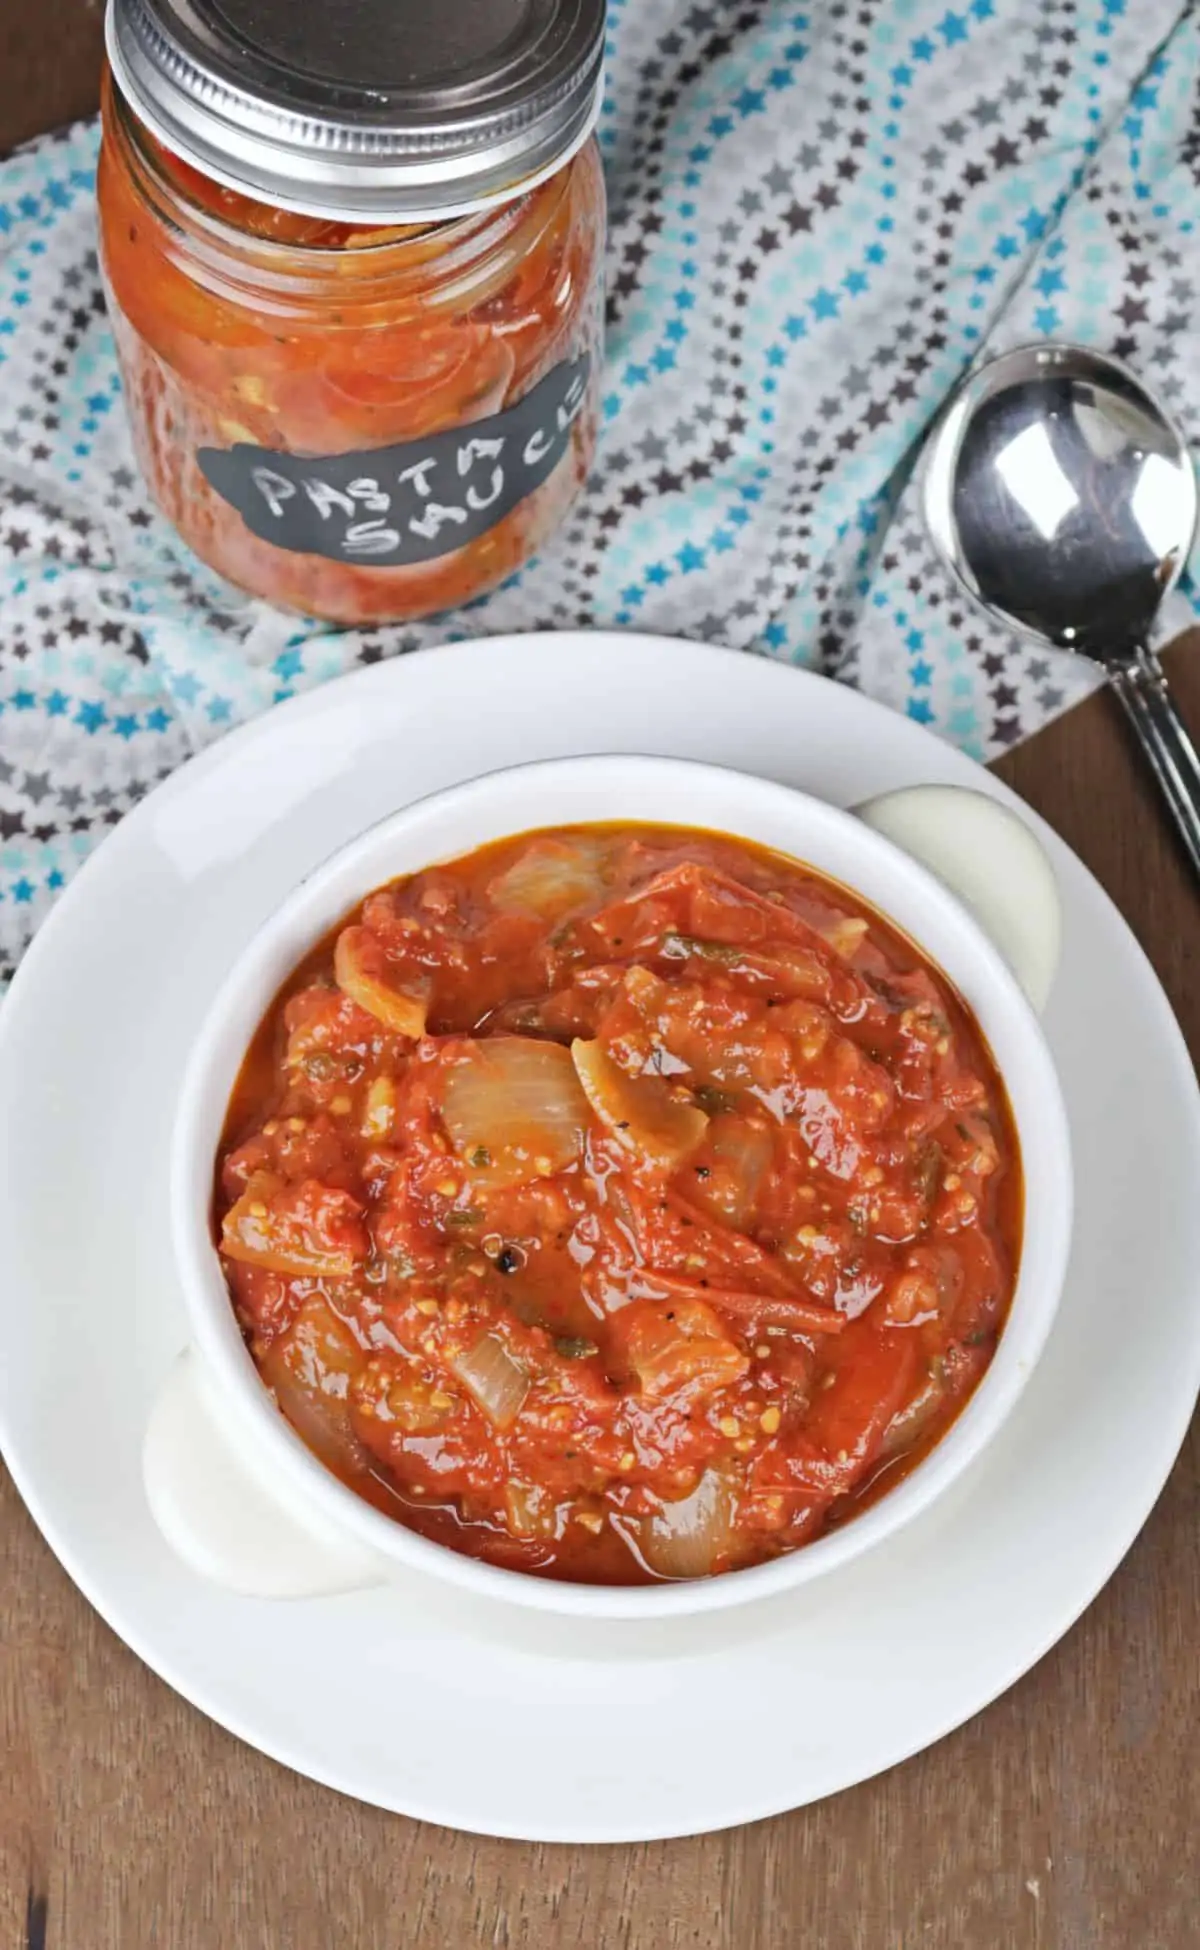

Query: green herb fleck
[661,932,739,965]
[555,1336,599,1359]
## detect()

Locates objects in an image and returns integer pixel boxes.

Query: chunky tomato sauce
[97,74,604,625]
[216,826,1021,1584]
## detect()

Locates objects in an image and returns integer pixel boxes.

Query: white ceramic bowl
[155,754,1072,1619]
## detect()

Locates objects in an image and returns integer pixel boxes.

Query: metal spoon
[923,341,1200,877]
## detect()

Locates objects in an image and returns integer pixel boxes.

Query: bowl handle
[854,785,1061,1013]
[144,1349,387,1598]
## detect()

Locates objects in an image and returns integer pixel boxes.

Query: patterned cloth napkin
[2,0,1199,977]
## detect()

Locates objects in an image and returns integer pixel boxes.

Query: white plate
[1,633,1197,1844]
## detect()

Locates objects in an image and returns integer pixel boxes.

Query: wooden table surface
[2,26,1199,1950]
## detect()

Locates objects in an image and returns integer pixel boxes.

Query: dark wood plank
[0,0,103,157]
[996,630,1200,1062]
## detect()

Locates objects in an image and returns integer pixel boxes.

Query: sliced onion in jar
[489,837,609,921]
[449,1332,530,1429]
[572,1038,708,1171]
[639,1471,736,1580]
[441,1036,589,1186]
[334,926,428,1037]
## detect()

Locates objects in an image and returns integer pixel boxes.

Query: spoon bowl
[923,341,1200,876]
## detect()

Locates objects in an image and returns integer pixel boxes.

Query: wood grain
[2,24,1200,1950]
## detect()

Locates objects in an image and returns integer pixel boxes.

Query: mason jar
[98,0,607,626]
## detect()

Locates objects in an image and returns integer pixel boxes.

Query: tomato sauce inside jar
[98,0,607,625]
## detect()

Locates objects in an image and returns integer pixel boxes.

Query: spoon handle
[1109,647,1200,881]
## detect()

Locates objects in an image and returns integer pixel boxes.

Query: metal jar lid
[105,0,606,221]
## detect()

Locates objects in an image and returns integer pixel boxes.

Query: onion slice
[334,926,428,1037]
[639,1471,736,1579]
[687,1115,773,1230]
[259,1295,371,1477]
[821,916,869,960]
[489,837,609,921]
[878,1364,946,1460]
[571,1038,708,1170]
[441,1037,589,1186]
[642,1268,845,1337]
[450,1333,529,1429]
[503,1482,558,1539]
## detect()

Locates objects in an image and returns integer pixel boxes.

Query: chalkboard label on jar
[197,355,591,569]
